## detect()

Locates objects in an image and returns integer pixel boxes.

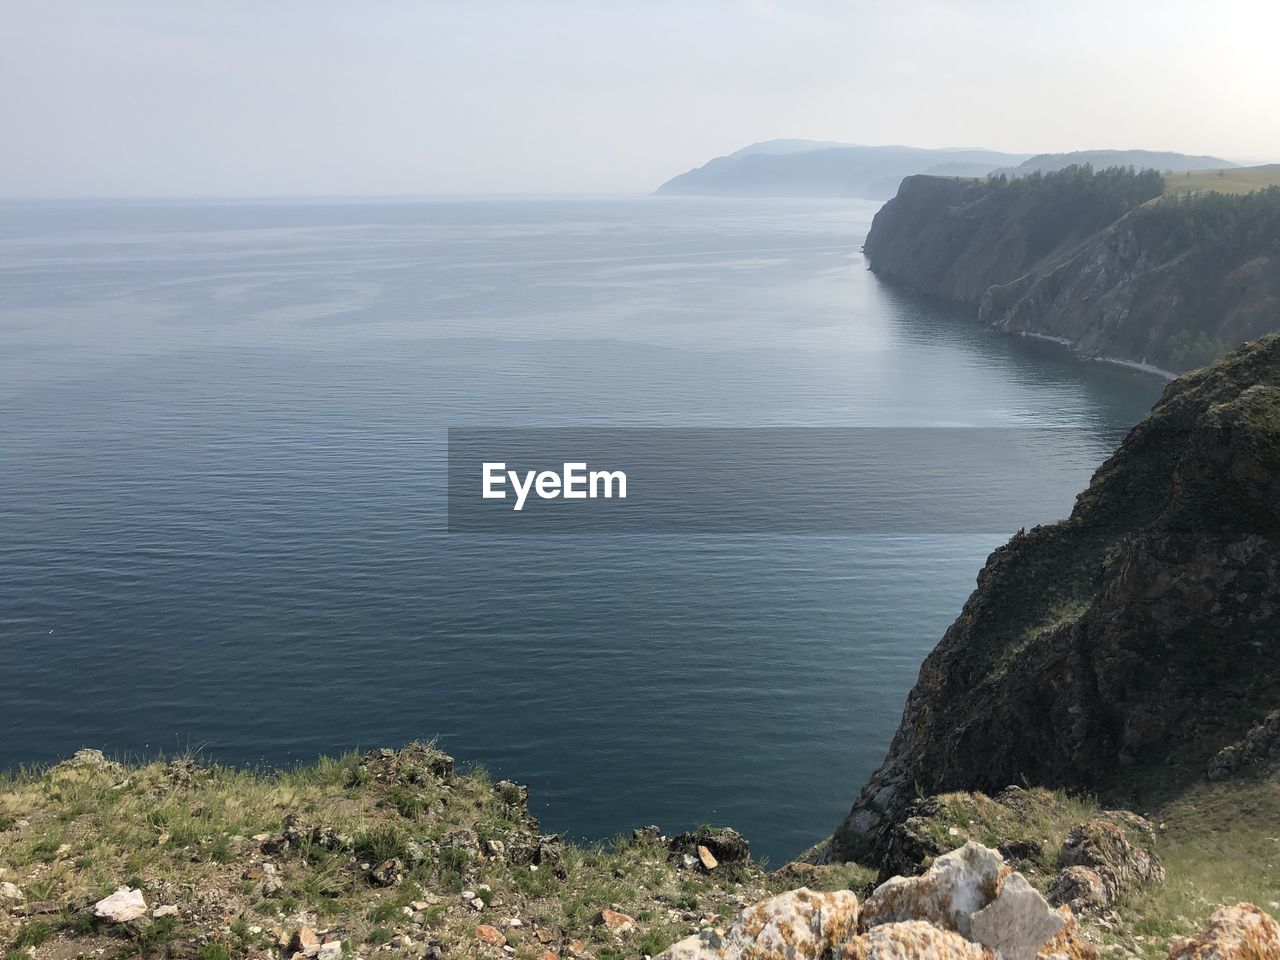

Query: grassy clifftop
[0,745,870,960]
[864,165,1280,371]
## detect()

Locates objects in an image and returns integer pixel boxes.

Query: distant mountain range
[655,141,1236,200]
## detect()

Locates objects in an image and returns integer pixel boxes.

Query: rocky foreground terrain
[1,744,1276,960]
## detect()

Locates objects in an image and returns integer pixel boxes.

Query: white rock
[0,881,24,902]
[862,841,1006,937]
[94,886,148,922]
[152,905,179,918]
[316,941,343,960]
[969,872,1064,960]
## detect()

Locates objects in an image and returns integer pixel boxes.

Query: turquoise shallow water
[0,196,1161,861]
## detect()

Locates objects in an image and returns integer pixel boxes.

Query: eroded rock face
[1165,903,1280,959]
[655,888,860,960]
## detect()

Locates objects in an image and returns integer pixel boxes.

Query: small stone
[476,923,507,947]
[470,898,485,912]
[292,926,322,958]
[93,886,148,923]
[596,907,638,937]
[368,858,402,887]
[507,918,523,927]
[316,941,342,960]
[0,881,24,902]
[462,890,476,900]
[152,905,179,918]
[697,845,718,871]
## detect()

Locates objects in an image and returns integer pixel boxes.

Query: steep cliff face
[862,171,1150,303]
[864,170,1280,372]
[830,335,1280,864]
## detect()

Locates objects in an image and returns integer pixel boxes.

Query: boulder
[1165,903,1280,959]
[93,886,147,922]
[1057,818,1164,901]
[862,842,1007,938]
[846,920,994,959]
[969,873,1065,960]
[655,888,859,960]
[669,826,751,865]
[863,842,1092,960]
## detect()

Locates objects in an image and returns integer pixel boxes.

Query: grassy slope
[889,775,1280,959]
[1,749,1276,959]
[1163,164,1280,196]
[0,748,872,960]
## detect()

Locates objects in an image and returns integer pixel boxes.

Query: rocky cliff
[830,334,1280,865]
[864,169,1280,371]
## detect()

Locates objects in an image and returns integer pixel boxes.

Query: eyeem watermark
[448,427,1126,534]
[482,462,627,511]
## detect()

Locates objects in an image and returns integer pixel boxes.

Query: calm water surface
[0,196,1161,860]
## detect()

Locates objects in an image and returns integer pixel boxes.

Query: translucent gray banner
[447,427,1119,534]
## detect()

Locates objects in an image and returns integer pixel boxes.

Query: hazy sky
[4,0,1278,197]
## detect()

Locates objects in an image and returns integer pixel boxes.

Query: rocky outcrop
[1165,903,1280,959]
[1207,708,1280,780]
[863,171,1150,305]
[656,888,861,960]
[863,169,1280,372]
[659,843,1093,960]
[831,336,1280,864]
[1055,819,1164,903]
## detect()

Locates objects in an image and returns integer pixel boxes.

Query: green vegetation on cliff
[1165,165,1280,197]
[0,745,871,960]
[864,166,1280,371]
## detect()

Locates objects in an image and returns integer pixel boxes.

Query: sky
[3,0,1279,198]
